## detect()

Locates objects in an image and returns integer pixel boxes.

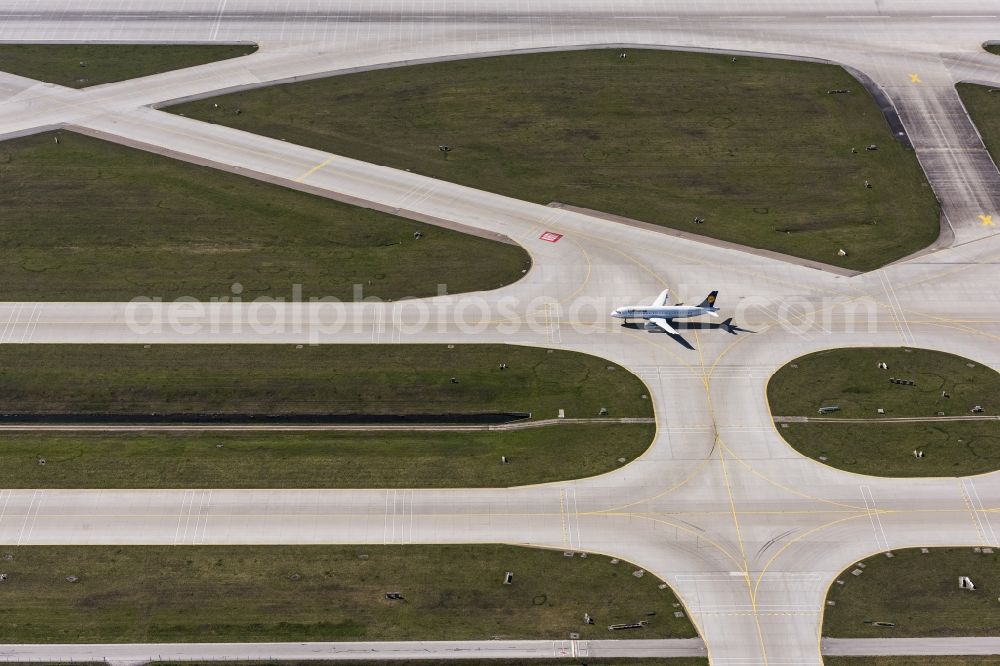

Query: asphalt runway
[0,1,999,663]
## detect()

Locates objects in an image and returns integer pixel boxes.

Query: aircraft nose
[610,310,619,317]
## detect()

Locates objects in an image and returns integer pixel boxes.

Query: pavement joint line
[2,9,1000,662]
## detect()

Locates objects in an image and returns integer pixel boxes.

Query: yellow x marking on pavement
[980,214,995,226]
[909,73,921,83]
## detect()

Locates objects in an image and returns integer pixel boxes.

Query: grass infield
[0,545,696,642]
[777,420,1000,477]
[823,655,1000,666]
[172,48,940,271]
[0,344,652,419]
[0,344,653,487]
[0,43,256,88]
[0,424,654,489]
[767,347,1000,476]
[769,347,1000,419]
[958,81,1000,171]
[0,131,529,301]
[823,547,1000,639]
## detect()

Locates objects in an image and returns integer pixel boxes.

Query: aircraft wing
[648,317,678,334]
[650,288,670,307]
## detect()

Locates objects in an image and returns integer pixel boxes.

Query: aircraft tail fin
[721,317,737,334]
[697,291,719,309]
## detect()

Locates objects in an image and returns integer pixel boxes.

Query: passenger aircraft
[610,289,734,334]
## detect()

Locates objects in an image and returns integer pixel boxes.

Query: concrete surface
[824,636,1000,656]
[0,638,707,662]
[0,2,999,664]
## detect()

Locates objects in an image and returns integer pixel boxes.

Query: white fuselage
[610,305,715,321]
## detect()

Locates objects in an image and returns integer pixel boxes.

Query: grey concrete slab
[0,2,998,663]
[824,636,1000,656]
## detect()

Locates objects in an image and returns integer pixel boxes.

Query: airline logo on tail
[697,291,719,310]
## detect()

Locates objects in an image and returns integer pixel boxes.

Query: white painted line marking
[195,490,213,545]
[860,486,889,551]
[879,272,915,346]
[16,491,39,547]
[209,0,228,40]
[407,489,414,545]
[1,304,21,343]
[174,491,192,546]
[382,489,391,546]
[963,479,997,547]
[571,486,582,550]
[0,490,12,533]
